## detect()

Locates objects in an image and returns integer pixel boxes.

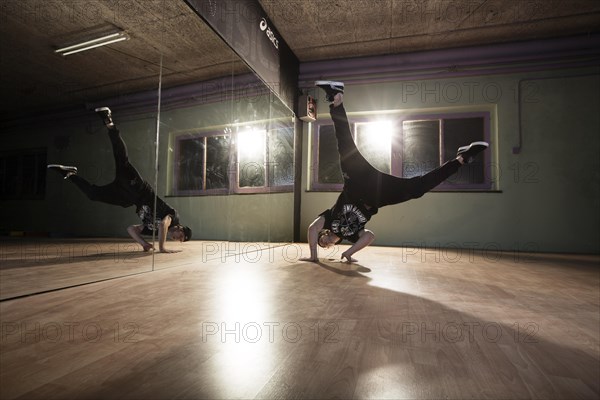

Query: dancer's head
[318,229,341,248]
[169,225,192,242]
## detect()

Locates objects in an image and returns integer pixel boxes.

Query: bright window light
[357,120,393,150]
[237,128,266,158]
[354,120,394,172]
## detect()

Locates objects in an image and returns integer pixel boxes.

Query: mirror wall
[0,1,295,298]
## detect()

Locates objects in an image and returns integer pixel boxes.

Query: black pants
[69,128,151,208]
[330,104,461,208]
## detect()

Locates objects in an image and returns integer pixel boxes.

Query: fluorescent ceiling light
[55,32,128,56]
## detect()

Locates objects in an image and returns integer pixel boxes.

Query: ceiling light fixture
[55,32,128,56]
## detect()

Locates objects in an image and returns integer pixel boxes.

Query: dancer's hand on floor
[142,243,154,252]
[341,251,358,263]
[159,248,182,254]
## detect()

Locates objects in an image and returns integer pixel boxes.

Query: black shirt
[320,191,378,243]
[132,181,179,235]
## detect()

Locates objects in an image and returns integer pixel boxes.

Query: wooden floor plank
[0,240,598,399]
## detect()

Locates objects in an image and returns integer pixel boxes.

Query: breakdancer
[301,81,488,263]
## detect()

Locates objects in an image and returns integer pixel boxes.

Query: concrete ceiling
[260,0,600,61]
[1,0,600,125]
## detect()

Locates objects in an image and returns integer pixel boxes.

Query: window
[355,120,394,174]
[313,125,343,190]
[267,125,294,188]
[311,112,491,191]
[173,123,294,195]
[175,133,230,195]
[0,148,47,200]
[238,128,266,188]
[235,123,295,193]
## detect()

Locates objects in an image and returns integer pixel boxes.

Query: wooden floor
[0,238,156,300]
[1,239,599,399]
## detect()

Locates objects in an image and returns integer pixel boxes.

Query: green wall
[300,67,600,254]
[3,92,294,243]
[3,65,599,254]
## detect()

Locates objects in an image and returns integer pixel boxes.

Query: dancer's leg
[329,102,382,184]
[47,164,134,207]
[106,127,145,184]
[370,141,488,207]
[95,107,146,187]
[328,99,480,208]
[68,176,134,207]
[373,159,461,207]
[317,82,487,208]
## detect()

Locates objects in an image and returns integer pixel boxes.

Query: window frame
[310,121,344,192]
[398,111,492,191]
[234,127,269,194]
[234,127,295,195]
[310,111,492,192]
[172,124,295,196]
[172,131,231,196]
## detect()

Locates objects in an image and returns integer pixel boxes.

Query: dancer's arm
[158,215,181,253]
[340,229,375,263]
[300,216,326,262]
[127,224,153,252]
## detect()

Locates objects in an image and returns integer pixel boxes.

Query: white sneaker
[457,141,489,164]
[315,80,344,102]
[47,164,77,179]
[94,107,114,128]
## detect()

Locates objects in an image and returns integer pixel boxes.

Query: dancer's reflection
[48,107,191,253]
